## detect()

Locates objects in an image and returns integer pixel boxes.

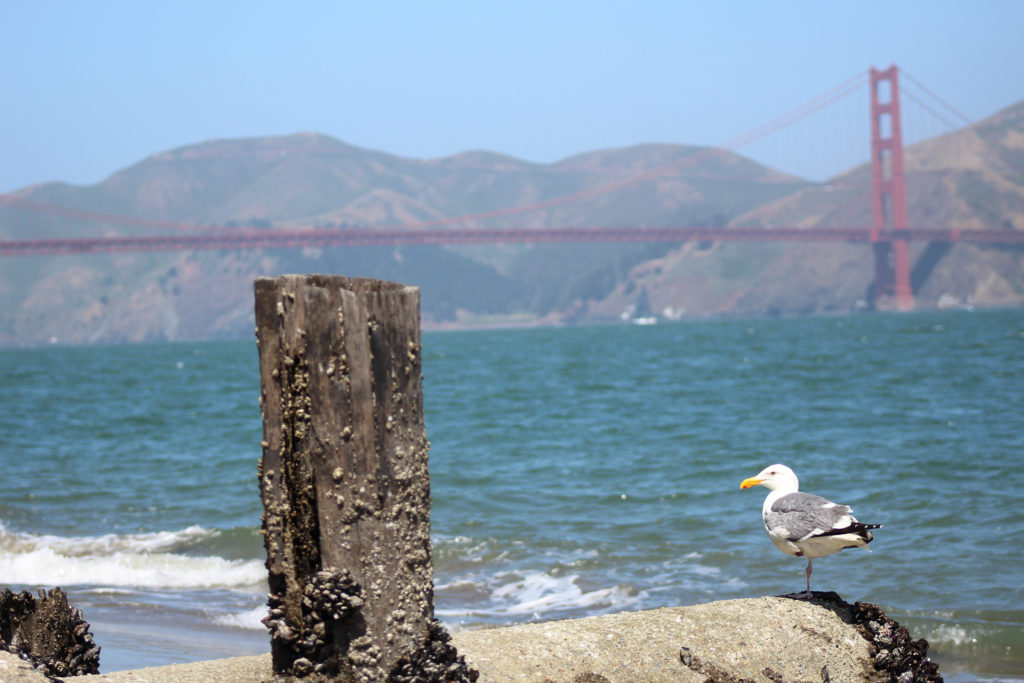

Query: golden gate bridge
[2,65,1022,310]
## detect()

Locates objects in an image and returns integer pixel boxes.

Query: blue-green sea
[1,310,1022,680]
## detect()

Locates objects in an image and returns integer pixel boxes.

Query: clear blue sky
[2,1,1022,194]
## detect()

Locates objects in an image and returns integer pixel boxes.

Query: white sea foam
[214,606,269,630]
[924,623,976,646]
[690,563,721,576]
[0,523,265,589]
[921,622,991,651]
[0,523,215,556]
[437,571,641,620]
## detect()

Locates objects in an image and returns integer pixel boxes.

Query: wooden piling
[254,275,437,681]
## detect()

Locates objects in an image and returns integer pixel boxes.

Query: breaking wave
[0,522,266,590]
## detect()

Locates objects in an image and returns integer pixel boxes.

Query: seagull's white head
[740,464,799,493]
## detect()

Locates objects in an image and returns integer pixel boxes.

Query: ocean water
[1,309,1022,680]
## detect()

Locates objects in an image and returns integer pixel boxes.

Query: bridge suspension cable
[900,69,974,128]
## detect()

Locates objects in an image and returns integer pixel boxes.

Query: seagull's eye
[769,471,776,476]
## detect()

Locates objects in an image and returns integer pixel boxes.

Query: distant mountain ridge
[2,99,1023,346]
[22,133,805,228]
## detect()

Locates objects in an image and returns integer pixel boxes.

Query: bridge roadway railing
[1,225,1022,257]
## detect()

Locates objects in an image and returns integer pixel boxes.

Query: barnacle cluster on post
[264,567,365,679]
[388,618,479,683]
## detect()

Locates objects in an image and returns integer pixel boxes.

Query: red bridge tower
[869,65,914,310]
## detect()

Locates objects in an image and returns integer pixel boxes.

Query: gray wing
[764,492,853,542]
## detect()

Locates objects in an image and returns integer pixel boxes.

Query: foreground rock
[71,594,940,682]
[453,594,940,682]
[0,651,53,683]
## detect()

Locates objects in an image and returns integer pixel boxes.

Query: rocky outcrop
[75,593,941,682]
[451,593,941,682]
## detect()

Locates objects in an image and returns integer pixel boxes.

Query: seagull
[740,464,881,599]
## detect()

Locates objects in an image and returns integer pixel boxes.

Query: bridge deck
[2,225,1022,257]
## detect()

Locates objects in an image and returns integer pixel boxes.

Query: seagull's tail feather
[818,521,882,544]
[852,521,881,546]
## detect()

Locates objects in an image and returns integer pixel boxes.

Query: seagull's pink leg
[783,558,814,599]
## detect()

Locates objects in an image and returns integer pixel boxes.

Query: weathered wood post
[254,275,473,681]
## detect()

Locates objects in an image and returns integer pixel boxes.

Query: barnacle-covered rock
[0,588,101,679]
[853,600,942,682]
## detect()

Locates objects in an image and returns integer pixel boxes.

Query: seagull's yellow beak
[739,476,763,489]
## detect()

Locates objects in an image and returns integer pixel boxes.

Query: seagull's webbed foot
[781,590,813,600]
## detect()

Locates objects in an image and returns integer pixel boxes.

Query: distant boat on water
[626,286,658,325]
